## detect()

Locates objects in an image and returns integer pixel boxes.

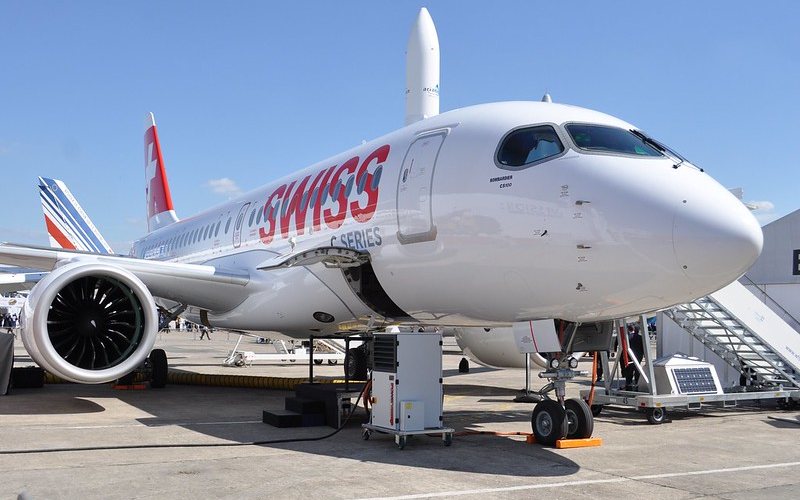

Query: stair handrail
[668,299,797,386]
[740,274,800,334]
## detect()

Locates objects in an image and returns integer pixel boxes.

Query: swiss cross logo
[146,141,157,181]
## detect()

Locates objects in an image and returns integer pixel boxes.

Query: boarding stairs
[665,280,800,389]
[272,340,291,355]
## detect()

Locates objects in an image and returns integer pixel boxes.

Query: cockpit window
[566,124,662,157]
[497,125,564,168]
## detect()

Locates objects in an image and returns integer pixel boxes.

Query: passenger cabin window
[497,125,564,168]
[566,124,662,157]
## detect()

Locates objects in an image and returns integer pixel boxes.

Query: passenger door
[232,202,251,248]
[396,132,446,244]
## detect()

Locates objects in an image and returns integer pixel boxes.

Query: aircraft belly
[206,266,358,334]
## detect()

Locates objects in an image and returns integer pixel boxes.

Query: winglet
[144,112,179,232]
[38,177,113,254]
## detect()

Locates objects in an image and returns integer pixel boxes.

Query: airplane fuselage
[132,101,761,337]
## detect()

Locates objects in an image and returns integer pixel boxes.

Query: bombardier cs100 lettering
[2,9,761,421]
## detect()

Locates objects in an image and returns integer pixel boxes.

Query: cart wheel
[646,407,667,425]
[531,400,568,446]
[362,429,371,441]
[396,435,407,450]
[443,433,453,446]
[564,398,594,439]
[314,359,323,365]
[327,360,338,365]
[590,404,603,417]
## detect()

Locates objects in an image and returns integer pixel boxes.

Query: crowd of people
[157,314,213,339]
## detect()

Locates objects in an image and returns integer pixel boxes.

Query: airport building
[743,208,800,329]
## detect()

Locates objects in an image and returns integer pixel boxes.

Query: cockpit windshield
[565,124,662,157]
[496,125,564,168]
[629,129,688,166]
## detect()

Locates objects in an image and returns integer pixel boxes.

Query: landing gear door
[233,202,251,248]
[396,132,446,244]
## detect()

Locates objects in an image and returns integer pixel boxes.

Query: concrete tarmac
[1,332,799,499]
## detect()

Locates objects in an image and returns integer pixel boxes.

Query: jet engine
[455,322,607,370]
[20,262,159,383]
[454,327,550,369]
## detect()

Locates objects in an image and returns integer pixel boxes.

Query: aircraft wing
[0,269,47,293]
[0,243,250,311]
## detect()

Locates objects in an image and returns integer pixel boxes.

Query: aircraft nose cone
[673,192,763,289]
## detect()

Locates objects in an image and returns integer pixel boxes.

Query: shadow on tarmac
[1,382,580,478]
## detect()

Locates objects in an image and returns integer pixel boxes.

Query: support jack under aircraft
[0,8,763,445]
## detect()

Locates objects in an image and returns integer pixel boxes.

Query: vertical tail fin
[38,177,114,254]
[144,112,179,232]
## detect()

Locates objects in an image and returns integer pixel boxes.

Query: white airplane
[0,8,762,443]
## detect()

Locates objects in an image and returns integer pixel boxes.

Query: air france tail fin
[38,177,114,254]
[144,112,179,233]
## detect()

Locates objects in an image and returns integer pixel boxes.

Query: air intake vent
[373,335,397,372]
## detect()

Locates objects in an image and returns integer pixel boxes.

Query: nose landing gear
[530,358,594,446]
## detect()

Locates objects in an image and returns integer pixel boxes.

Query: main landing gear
[529,357,594,446]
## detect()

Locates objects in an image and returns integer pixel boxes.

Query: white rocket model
[405,7,440,125]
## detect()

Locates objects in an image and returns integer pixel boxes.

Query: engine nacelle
[21,262,159,383]
[454,327,550,369]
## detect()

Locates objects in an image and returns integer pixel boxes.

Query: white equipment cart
[361,328,454,449]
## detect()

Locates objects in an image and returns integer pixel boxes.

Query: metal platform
[361,423,455,449]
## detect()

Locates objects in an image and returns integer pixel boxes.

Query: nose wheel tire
[531,400,568,446]
[564,398,594,439]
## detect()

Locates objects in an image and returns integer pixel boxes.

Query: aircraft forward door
[232,202,251,248]
[396,132,446,244]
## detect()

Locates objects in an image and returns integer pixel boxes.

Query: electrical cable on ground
[0,381,373,455]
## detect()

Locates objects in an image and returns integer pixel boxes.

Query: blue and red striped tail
[38,177,113,254]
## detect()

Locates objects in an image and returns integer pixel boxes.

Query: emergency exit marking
[793,249,800,276]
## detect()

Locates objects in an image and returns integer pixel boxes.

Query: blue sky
[1,1,797,251]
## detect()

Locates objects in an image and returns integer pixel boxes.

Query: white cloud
[747,200,778,226]
[206,178,243,197]
[748,200,775,212]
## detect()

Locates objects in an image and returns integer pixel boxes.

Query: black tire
[564,398,594,439]
[646,407,667,425]
[458,357,470,373]
[361,429,371,440]
[149,349,168,389]
[327,360,338,365]
[443,433,453,446]
[313,359,323,365]
[397,435,407,450]
[345,347,368,380]
[531,400,568,446]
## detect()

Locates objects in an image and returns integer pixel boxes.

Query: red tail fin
[144,113,179,232]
